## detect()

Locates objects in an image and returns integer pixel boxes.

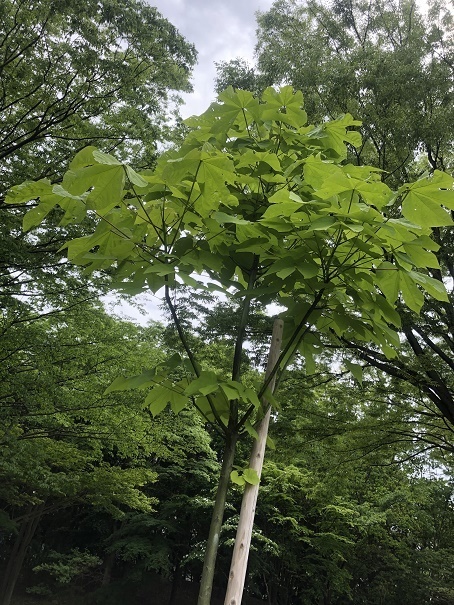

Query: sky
[151,0,274,118]
[107,0,274,324]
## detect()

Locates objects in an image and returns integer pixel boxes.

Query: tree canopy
[254,0,454,184]
[215,0,454,429]
[0,0,197,191]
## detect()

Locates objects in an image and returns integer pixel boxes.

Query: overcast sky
[151,0,274,118]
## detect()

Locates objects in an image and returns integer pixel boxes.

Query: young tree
[7,86,453,604]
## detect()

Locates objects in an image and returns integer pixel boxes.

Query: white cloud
[151,0,274,117]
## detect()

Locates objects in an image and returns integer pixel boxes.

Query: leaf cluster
[7,86,453,435]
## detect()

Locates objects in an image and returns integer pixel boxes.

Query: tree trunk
[224,319,283,605]
[168,561,181,605]
[197,431,238,605]
[0,503,45,605]
[101,550,115,586]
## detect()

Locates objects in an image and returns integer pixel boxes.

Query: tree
[0,304,167,605]
[253,426,454,604]
[214,58,265,97]
[0,0,197,192]
[224,358,454,604]
[253,0,454,185]
[7,86,453,604]
[0,0,198,424]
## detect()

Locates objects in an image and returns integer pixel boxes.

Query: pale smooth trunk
[224,319,283,605]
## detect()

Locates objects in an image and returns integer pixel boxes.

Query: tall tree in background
[253,0,454,185]
[0,6,198,602]
[245,367,454,605]
[0,0,197,190]
[0,307,157,605]
[0,305,218,605]
[0,0,197,334]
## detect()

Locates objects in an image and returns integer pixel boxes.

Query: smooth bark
[224,319,283,605]
[197,431,238,605]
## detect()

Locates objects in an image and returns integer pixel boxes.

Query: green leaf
[92,150,122,165]
[198,154,237,187]
[230,470,245,486]
[69,146,97,170]
[344,361,363,386]
[262,387,279,409]
[261,86,307,127]
[307,216,338,231]
[145,383,172,416]
[299,340,316,375]
[402,243,440,269]
[104,370,156,394]
[5,179,52,204]
[268,188,293,204]
[322,114,362,157]
[409,271,449,302]
[298,261,320,279]
[245,388,261,409]
[22,196,60,231]
[243,468,260,485]
[85,165,125,214]
[185,371,219,397]
[375,262,400,303]
[400,172,454,226]
[243,421,259,440]
[304,155,341,190]
[125,165,149,188]
[212,211,250,225]
[400,271,424,313]
[374,295,402,328]
[177,272,207,289]
[219,382,241,401]
[266,436,276,450]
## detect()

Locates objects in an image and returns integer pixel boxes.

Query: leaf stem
[164,281,227,433]
[232,256,259,382]
[257,289,325,400]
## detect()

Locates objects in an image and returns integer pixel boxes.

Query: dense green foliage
[0,0,197,359]
[9,86,452,432]
[6,84,454,603]
[0,2,200,603]
[1,2,454,604]
[218,0,454,184]
[0,307,220,604]
[0,0,196,190]
[2,309,454,605]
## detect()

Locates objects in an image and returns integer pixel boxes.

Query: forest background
[1,1,454,605]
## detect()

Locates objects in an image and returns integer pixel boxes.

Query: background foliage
[1,1,454,604]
